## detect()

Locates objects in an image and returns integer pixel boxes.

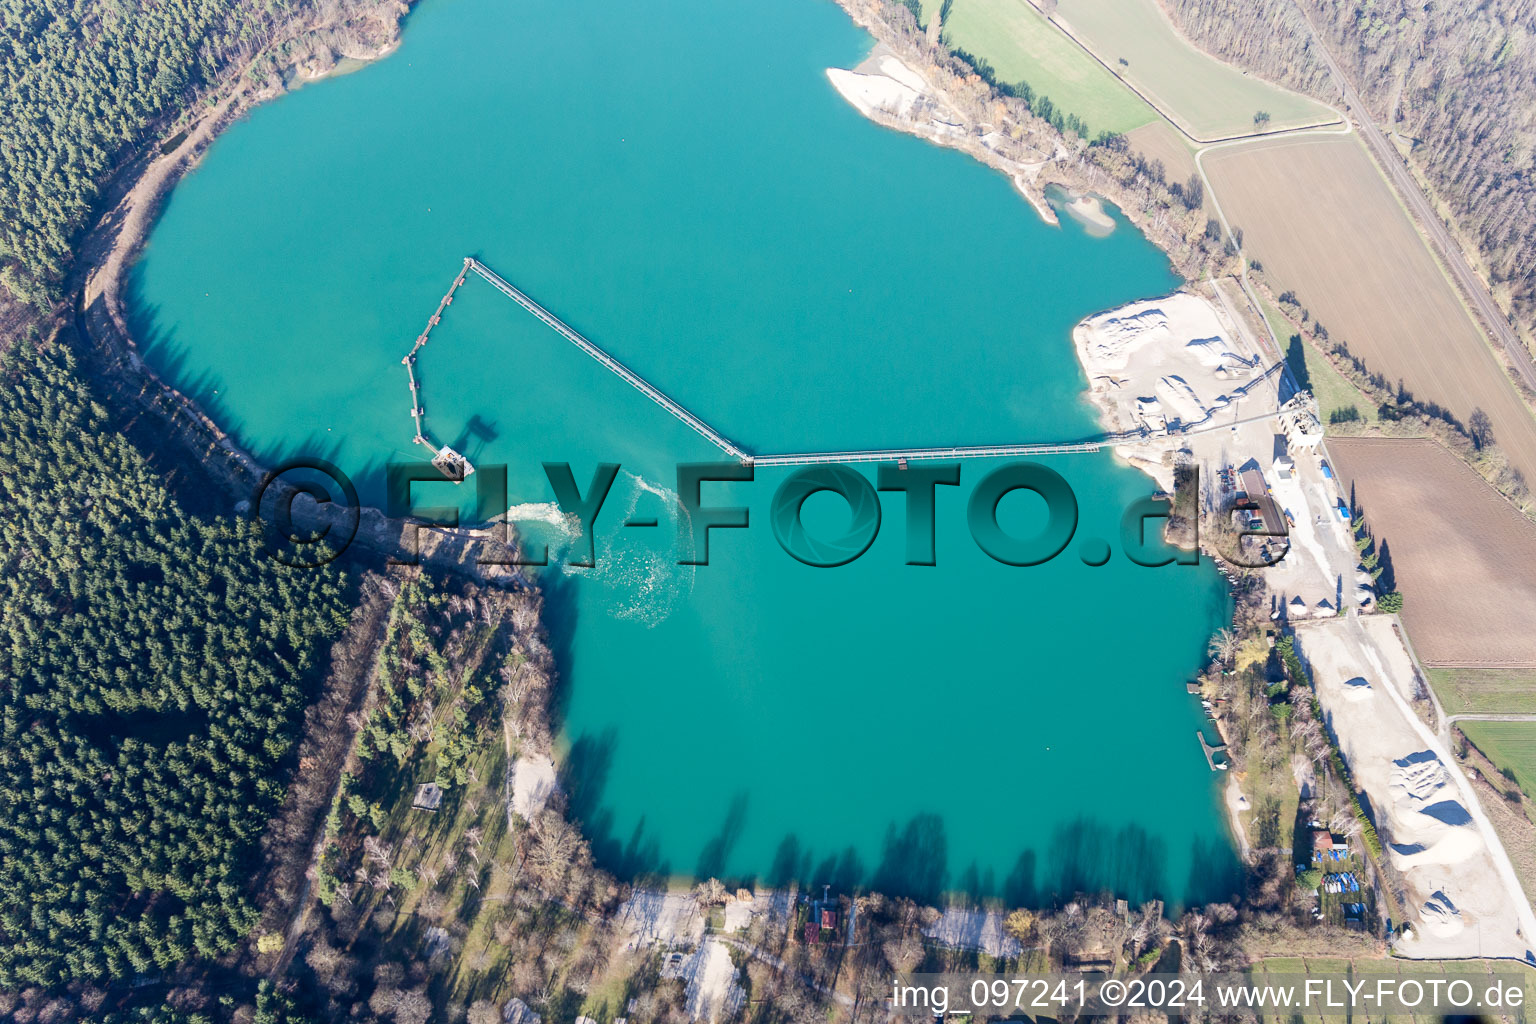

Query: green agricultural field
[1254,957,1536,1024]
[1460,721,1536,799]
[1430,667,1536,716]
[939,0,1156,137]
[1051,0,1339,140]
[1261,299,1373,429]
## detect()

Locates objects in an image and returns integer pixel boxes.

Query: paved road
[1289,0,1536,395]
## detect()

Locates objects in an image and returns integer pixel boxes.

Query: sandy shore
[64,5,406,521]
[511,753,559,820]
[826,49,929,119]
[825,47,1061,226]
[1225,777,1252,860]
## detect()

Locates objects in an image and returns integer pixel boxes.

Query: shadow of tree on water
[561,790,1242,909]
[696,793,750,880]
[872,813,949,905]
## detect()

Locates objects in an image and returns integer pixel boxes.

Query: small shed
[412,782,444,811]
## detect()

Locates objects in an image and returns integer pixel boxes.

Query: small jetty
[400,259,475,481]
[1197,731,1229,771]
[464,257,751,461]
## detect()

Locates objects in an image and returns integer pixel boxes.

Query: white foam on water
[506,501,577,534]
[563,470,696,628]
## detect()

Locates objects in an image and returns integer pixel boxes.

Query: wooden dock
[400,260,474,478]
[1197,731,1229,771]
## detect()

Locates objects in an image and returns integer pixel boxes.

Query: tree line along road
[1288,0,1536,399]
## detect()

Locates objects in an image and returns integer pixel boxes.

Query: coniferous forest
[0,0,406,307]
[0,342,348,987]
[0,0,266,304]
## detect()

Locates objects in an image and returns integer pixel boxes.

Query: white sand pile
[1072,291,1257,439]
[1296,616,1529,959]
[1393,750,1452,801]
[512,754,558,821]
[1393,829,1485,869]
[826,67,919,118]
[1387,752,1485,868]
[1185,336,1245,369]
[1420,890,1465,938]
[1341,675,1374,702]
[1081,307,1171,370]
[1155,374,1208,425]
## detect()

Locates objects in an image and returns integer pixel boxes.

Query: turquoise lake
[130,0,1241,904]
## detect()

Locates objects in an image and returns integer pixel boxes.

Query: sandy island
[1058,188,1116,234]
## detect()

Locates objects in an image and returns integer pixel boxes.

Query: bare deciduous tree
[693,877,727,907]
[1208,627,1240,666]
